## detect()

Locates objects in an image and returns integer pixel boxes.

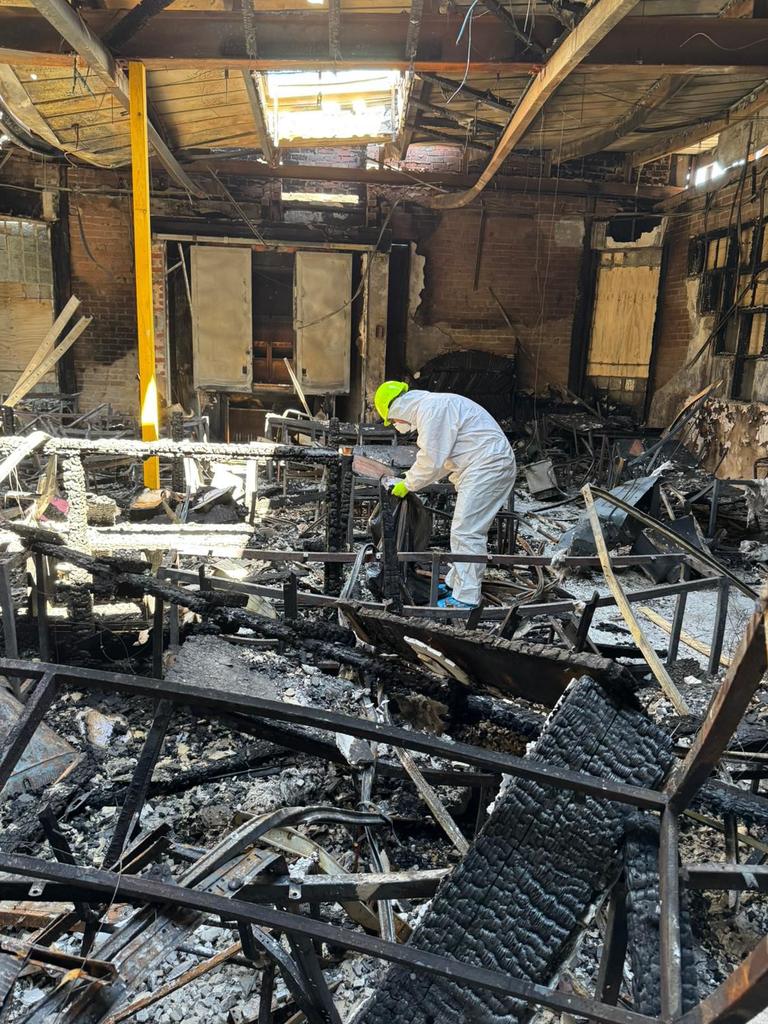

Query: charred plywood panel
[587,250,662,379]
[294,250,352,395]
[191,245,253,392]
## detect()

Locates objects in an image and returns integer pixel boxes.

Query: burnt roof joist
[4,11,768,72]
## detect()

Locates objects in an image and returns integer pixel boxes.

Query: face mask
[393,421,412,434]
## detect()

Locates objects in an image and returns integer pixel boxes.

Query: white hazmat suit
[388,389,517,605]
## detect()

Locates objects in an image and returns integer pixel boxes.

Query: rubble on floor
[0,411,766,1024]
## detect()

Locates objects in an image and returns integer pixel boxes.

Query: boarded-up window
[586,252,661,380]
[0,218,56,397]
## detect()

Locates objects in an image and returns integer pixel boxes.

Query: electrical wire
[446,0,481,105]
[680,30,768,52]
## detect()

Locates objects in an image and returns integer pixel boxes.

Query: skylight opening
[264,69,403,143]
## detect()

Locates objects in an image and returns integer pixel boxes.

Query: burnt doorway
[252,251,295,386]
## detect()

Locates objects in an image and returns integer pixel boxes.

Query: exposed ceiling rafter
[418,74,516,114]
[241,70,276,166]
[631,80,768,166]
[412,98,502,136]
[22,0,204,196]
[553,74,687,164]
[416,124,493,152]
[425,0,642,209]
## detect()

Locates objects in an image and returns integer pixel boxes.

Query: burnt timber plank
[353,676,673,1024]
[344,604,631,706]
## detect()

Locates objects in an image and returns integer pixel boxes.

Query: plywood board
[586,262,661,378]
[0,283,56,397]
[294,250,352,395]
[191,245,253,391]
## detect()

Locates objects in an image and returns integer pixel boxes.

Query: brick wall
[394,193,621,393]
[65,165,139,416]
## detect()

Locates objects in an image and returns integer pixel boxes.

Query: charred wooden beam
[412,98,503,135]
[242,0,259,60]
[478,0,546,58]
[103,0,175,47]
[405,0,423,62]
[329,0,341,60]
[9,11,768,72]
[415,125,493,151]
[624,815,698,1016]
[418,73,516,113]
[356,676,673,1024]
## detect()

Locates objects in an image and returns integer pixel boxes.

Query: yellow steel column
[129,60,160,489]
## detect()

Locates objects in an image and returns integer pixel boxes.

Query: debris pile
[0,410,766,1024]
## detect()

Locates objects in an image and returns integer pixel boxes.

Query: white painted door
[191,246,253,391]
[294,250,352,394]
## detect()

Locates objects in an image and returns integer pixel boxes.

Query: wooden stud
[582,485,689,715]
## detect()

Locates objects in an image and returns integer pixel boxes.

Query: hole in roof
[264,69,403,143]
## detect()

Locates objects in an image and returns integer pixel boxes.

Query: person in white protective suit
[373,381,516,609]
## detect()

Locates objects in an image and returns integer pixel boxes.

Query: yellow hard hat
[374,381,408,425]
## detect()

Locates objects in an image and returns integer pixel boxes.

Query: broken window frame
[726,218,768,399]
[688,227,740,359]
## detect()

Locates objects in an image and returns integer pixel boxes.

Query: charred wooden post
[0,559,18,659]
[324,422,350,597]
[378,487,403,615]
[32,552,50,661]
[170,409,185,493]
[152,594,164,678]
[60,453,93,623]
